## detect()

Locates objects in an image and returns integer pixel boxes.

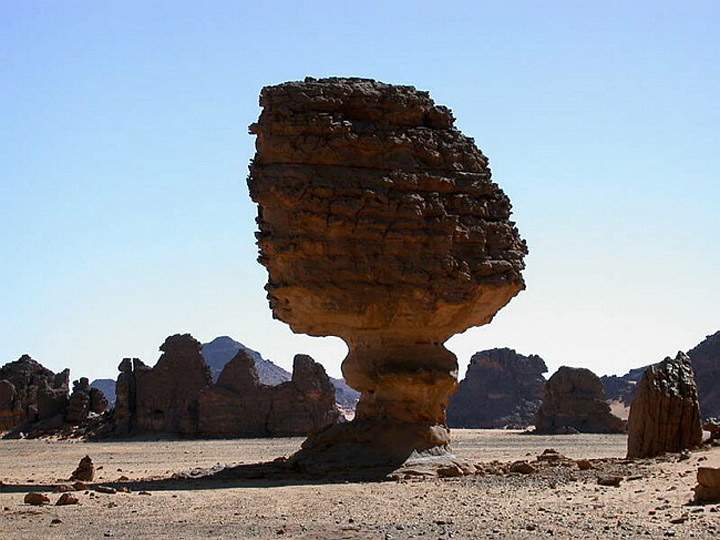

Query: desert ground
[1,430,718,539]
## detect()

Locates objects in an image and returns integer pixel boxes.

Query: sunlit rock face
[248,77,527,473]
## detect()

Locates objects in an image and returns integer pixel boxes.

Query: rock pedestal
[534,366,625,434]
[247,77,527,475]
[627,352,703,458]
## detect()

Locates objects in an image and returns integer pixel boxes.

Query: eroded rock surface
[627,352,703,458]
[534,367,625,434]
[448,348,547,428]
[694,467,720,503]
[247,77,527,474]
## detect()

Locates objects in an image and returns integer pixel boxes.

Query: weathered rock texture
[65,378,109,425]
[198,352,340,436]
[687,331,720,419]
[113,334,339,438]
[535,367,625,434]
[447,348,547,428]
[247,77,527,473]
[626,352,703,458]
[0,355,70,431]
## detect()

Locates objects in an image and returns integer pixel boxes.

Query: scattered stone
[72,481,88,491]
[56,493,79,506]
[576,459,593,470]
[51,518,62,524]
[597,475,623,487]
[53,484,74,493]
[509,461,536,474]
[70,456,94,482]
[627,352,703,458]
[537,449,565,462]
[24,492,50,505]
[94,486,116,494]
[138,491,152,496]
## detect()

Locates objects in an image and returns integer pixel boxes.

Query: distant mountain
[201,336,359,409]
[90,378,116,406]
[600,366,647,405]
[202,336,291,385]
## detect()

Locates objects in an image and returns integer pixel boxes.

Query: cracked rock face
[627,352,703,458]
[248,77,527,471]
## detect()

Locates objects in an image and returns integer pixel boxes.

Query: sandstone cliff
[687,331,720,419]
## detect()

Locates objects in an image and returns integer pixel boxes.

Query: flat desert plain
[1,430,718,539]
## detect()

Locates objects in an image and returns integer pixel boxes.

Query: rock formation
[447,348,547,428]
[90,379,116,406]
[247,77,527,474]
[113,334,340,438]
[70,455,95,482]
[600,366,646,406]
[534,367,625,434]
[0,355,70,431]
[66,378,108,425]
[626,352,703,458]
[201,336,360,410]
[198,352,339,436]
[114,334,212,435]
[687,331,720,419]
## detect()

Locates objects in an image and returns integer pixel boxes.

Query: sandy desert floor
[1,430,718,539]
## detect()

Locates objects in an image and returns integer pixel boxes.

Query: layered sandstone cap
[248,77,527,342]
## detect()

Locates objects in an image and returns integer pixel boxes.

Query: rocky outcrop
[198,352,340,436]
[113,334,340,438]
[626,352,702,458]
[600,366,646,406]
[0,355,70,431]
[687,331,720,419]
[448,348,547,428]
[201,336,360,410]
[247,77,527,475]
[113,334,212,435]
[66,378,108,425]
[535,367,625,434]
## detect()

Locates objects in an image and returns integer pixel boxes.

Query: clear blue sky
[1,1,718,382]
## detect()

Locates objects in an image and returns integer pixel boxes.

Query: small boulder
[56,493,79,506]
[70,456,94,482]
[509,461,536,474]
[693,467,720,503]
[576,459,593,471]
[94,486,116,494]
[597,475,622,487]
[24,492,50,505]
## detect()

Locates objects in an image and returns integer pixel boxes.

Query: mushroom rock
[534,366,625,434]
[247,77,527,476]
[627,352,703,459]
[447,348,547,429]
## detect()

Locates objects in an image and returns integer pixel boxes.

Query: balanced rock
[626,352,702,458]
[693,467,720,503]
[448,348,547,428]
[0,355,69,432]
[70,455,95,482]
[534,366,624,434]
[247,77,527,474]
